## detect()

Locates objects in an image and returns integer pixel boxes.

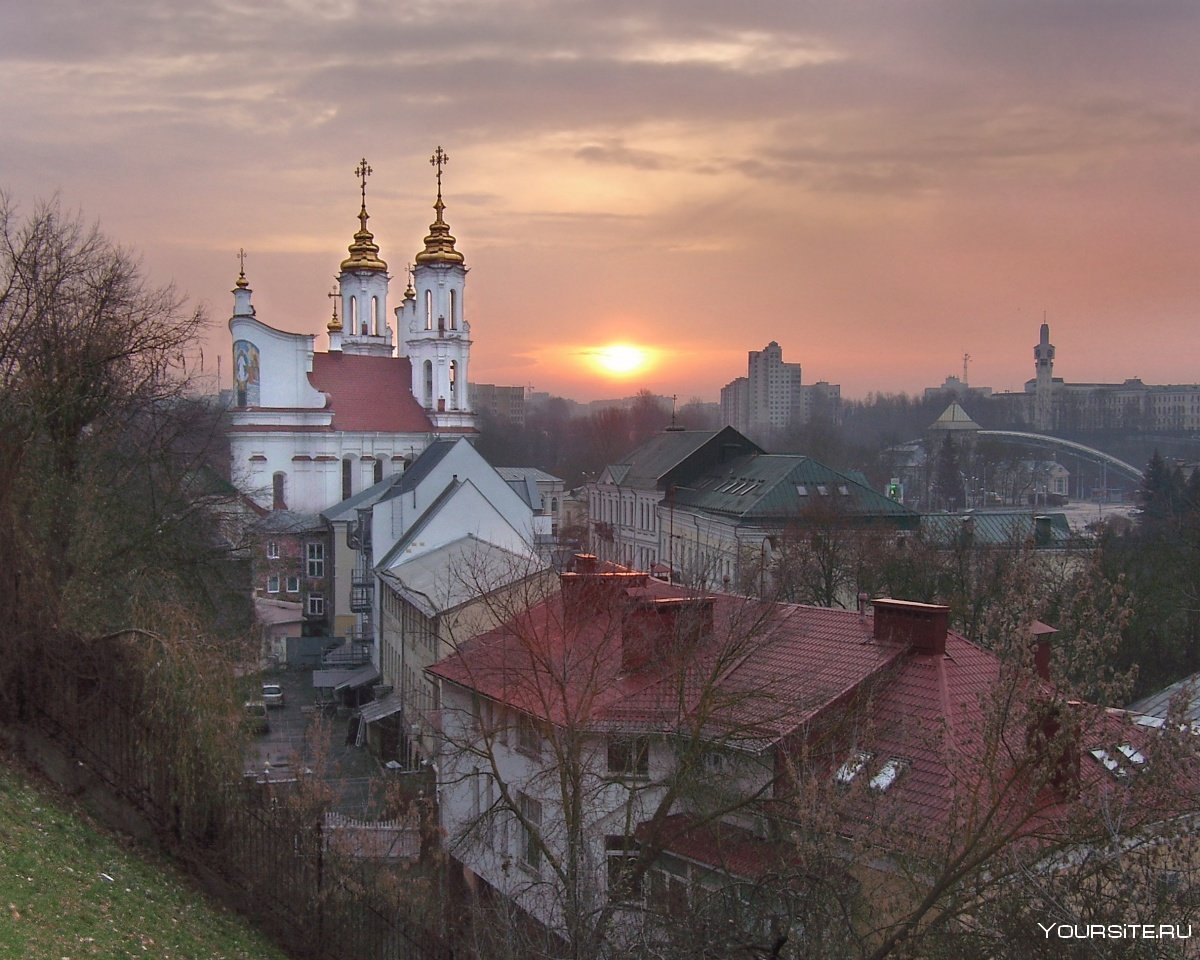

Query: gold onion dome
[340,207,388,273]
[327,307,343,333]
[414,198,464,265]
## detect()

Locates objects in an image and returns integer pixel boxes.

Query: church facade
[228,154,477,515]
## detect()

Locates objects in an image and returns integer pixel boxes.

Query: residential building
[428,567,1164,948]
[589,427,762,572]
[227,155,476,515]
[471,383,527,426]
[496,467,565,538]
[320,437,550,762]
[720,342,841,437]
[589,427,916,589]
[247,510,333,638]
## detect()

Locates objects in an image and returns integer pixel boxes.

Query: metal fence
[20,654,454,960]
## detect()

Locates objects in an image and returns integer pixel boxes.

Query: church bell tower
[399,146,474,431]
[336,158,394,357]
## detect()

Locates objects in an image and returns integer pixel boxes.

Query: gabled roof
[930,402,981,431]
[672,454,916,523]
[429,581,1167,845]
[380,535,541,618]
[496,467,562,485]
[322,472,406,523]
[308,352,434,434]
[251,510,329,535]
[603,427,761,489]
[379,438,461,502]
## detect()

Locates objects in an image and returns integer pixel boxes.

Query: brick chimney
[1030,621,1058,681]
[622,596,715,672]
[872,598,950,656]
[560,569,647,622]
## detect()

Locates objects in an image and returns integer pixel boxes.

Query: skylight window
[1090,748,1123,777]
[1090,744,1146,779]
[838,484,850,496]
[869,758,909,792]
[834,751,872,784]
[796,485,808,497]
[816,484,829,496]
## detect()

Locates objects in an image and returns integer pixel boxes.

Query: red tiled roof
[429,580,1192,853]
[308,352,433,433]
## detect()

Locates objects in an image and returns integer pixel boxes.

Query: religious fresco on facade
[233,339,260,407]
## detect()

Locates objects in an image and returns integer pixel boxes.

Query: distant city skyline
[3,3,1198,402]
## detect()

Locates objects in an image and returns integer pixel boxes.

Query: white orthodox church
[228,153,477,514]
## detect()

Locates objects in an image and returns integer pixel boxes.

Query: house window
[373,459,384,484]
[285,576,300,594]
[266,541,279,560]
[516,713,541,757]
[607,735,650,778]
[267,575,280,594]
[606,836,643,902]
[518,793,542,870]
[342,457,353,500]
[307,593,325,617]
[272,472,286,510]
[649,854,690,918]
[306,542,325,579]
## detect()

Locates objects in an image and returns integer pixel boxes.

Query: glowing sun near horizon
[586,343,655,378]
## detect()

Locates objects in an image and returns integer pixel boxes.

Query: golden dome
[327,305,343,332]
[340,207,388,273]
[414,198,464,265]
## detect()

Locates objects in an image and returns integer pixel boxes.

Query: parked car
[243,700,269,734]
[262,683,285,708]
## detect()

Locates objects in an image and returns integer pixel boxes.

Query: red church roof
[308,352,434,434]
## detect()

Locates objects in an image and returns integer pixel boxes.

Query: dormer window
[869,757,909,792]
[834,750,872,785]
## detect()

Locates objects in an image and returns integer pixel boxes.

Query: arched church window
[349,297,358,333]
[371,296,379,336]
[342,457,353,501]
[449,360,457,407]
[423,360,433,408]
[425,290,433,330]
[373,459,384,484]
[272,472,286,511]
[449,289,457,330]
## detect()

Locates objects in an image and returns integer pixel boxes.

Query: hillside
[0,753,291,960]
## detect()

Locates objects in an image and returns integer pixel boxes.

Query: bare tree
[426,554,1200,960]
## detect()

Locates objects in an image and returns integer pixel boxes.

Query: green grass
[0,754,292,960]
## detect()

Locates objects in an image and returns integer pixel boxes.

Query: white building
[227,155,477,515]
[720,342,841,437]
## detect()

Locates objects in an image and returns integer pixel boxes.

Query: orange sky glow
[2,4,1198,402]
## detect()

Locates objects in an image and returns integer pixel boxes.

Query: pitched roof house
[427,563,1174,948]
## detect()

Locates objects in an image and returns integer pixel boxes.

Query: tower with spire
[396,146,475,431]
[336,158,394,357]
[1033,322,1055,431]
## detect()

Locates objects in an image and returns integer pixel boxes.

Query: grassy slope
[0,756,291,960]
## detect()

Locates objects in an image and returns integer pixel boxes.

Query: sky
[2,1,1198,402]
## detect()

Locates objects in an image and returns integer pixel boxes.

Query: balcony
[350,576,374,612]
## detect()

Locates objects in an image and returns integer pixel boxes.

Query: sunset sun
[588,343,653,378]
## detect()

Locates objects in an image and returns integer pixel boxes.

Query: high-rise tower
[1033,322,1055,431]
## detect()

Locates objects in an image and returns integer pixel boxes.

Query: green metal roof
[919,511,1075,547]
[672,454,917,524]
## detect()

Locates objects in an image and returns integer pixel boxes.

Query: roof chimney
[622,596,715,672]
[560,569,648,623]
[1034,515,1053,548]
[872,599,950,656]
[1030,621,1058,681]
